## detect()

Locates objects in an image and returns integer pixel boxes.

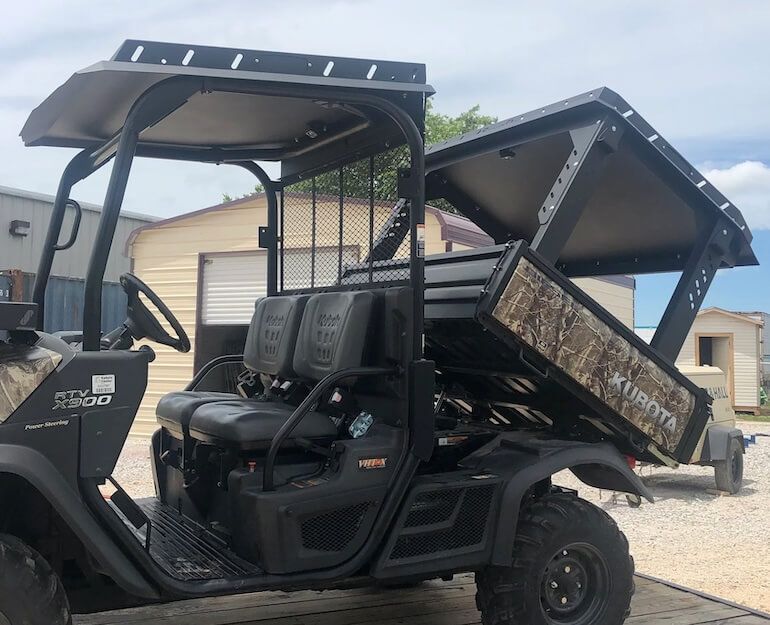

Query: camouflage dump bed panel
[491,257,694,450]
[476,241,710,463]
[0,345,62,423]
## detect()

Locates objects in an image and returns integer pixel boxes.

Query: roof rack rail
[114,39,427,86]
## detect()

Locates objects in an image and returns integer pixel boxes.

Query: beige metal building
[676,307,763,413]
[127,194,635,436]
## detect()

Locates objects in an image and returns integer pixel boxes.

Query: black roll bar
[651,216,738,360]
[232,162,279,297]
[82,77,202,350]
[32,149,103,328]
[263,365,398,492]
[82,76,426,357]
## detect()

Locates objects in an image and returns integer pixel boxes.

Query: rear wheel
[714,437,744,494]
[476,492,634,625]
[0,534,71,625]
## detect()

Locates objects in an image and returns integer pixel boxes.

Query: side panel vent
[390,484,495,560]
[301,502,372,552]
[404,488,462,528]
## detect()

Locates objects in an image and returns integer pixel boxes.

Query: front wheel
[0,534,72,625]
[476,492,634,625]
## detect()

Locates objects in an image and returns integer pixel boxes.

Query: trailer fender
[701,426,744,463]
[0,444,159,600]
[488,441,653,567]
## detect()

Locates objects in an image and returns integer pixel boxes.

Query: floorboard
[75,575,770,625]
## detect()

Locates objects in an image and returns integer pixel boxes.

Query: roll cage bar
[26,41,432,356]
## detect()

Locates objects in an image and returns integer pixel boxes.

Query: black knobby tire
[0,534,72,625]
[476,492,634,625]
[714,437,744,494]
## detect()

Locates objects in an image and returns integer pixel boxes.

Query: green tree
[425,100,497,145]
[222,101,497,205]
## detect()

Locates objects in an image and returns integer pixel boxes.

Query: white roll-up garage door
[201,247,360,325]
[201,252,267,325]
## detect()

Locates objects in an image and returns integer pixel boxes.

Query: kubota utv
[0,40,755,625]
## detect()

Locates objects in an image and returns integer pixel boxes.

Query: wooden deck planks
[75,575,769,625]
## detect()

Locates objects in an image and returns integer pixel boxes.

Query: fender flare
[701,426,744,463]
[490,441,653,567]
[0,444,159,599]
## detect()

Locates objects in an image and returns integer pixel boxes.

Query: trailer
[75,573,770,625]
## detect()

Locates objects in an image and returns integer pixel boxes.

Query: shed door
[201,252,267,325]
[201,247,360,325]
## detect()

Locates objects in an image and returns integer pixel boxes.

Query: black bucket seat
[156,294,308,437]
[187,291,374,448]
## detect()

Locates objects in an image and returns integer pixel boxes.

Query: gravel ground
[113,420,770,612]
[554,420,770,613]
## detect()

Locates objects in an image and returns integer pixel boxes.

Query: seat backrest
[293,291,375,382]
[244,295,309,378]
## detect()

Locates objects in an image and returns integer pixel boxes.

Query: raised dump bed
[346,87,756,465]
[418,244,708,465]
[478,242,708,458]
[342,244,707,463]
[419,88,756,465]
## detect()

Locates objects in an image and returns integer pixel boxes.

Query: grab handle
[53,199,82,251]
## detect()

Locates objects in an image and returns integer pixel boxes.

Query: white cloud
[701,161,770,230]
[1,2,770,217]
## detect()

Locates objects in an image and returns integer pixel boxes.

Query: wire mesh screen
[279,146,411,292]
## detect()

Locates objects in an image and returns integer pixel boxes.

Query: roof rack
[21,40,433,180]
[112,40,429,85]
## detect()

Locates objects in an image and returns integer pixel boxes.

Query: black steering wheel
[117,273,190,353]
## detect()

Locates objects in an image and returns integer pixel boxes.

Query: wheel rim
[731,450,743,486]
[539,543,610,624]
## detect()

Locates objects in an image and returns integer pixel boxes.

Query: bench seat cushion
[189,399,337,447]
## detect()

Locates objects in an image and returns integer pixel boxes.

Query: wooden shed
[676,307,764,413]
[127,194,635,436]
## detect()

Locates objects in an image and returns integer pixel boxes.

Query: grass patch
[737,412,770,422]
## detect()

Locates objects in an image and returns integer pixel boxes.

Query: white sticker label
[92,374,116,395]
[416,223,426,258]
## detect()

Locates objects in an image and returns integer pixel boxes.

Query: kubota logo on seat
[318,313,341,328]
[608,372,678,434]
[53,389,112,410]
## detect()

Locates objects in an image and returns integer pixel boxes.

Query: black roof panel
[425,88,756,275]
[21,40,433,176]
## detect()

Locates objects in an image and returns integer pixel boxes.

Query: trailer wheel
[714,437,744,494]
[476,492,634,625]
[0,534,72,625]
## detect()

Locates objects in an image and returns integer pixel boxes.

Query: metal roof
[0,184,154,281]
[425,87,757,276]
[0,184,157,222]
[697,307,763,326]
[21,40,433,179]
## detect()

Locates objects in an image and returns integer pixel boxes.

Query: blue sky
[0,2,768,320]
[636,230,770,326]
